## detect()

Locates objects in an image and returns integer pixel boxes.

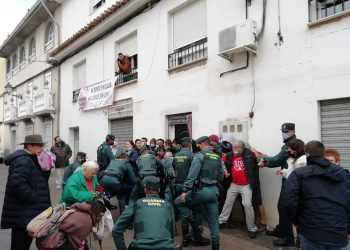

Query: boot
[212,242,219,250]
[190,220,210,246]
[181,224,192,247]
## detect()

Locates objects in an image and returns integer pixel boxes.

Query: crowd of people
[1,122,350,250]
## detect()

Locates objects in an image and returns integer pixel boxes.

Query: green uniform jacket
[183,148,224,192]
[112,194,175,250]
[62,161,81,187]
[102,159,137,185]
[60,170,98,206]
[264,135,296,170]
[97,142,116,170]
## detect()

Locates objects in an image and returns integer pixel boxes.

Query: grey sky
[0,0,37,46]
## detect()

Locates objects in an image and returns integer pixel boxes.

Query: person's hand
[258,159,265,168]
[224,170,230,178]
[180,192,187,203]
[275,169,283,175]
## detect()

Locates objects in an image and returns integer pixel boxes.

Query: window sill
[167,57,207,74]
[308,9,350,28]
[115,79,137,88]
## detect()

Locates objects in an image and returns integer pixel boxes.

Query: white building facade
[0,0,61,154]
[51,0,350,225]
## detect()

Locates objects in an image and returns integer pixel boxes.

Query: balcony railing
[4,105,17,123]
[29,53,35,64]
[19,61,26,71]
[115,68,138,86]
[6,72,11,80]
[168,38,208,69]
[73,88,80,102]
[309,0,350,22]
[17,98,33,119]
[33,88,55,115]
[12,67,18,76]
[44,40,54,52]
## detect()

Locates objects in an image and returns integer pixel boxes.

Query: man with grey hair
[219,140,259,238]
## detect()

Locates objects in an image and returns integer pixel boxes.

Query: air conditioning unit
[218,19,257,61]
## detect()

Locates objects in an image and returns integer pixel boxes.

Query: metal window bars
[309,0,350,22]
[115,67,138,86]
[168,38,208,69]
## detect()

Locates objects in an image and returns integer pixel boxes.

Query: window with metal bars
[309,0,350,22]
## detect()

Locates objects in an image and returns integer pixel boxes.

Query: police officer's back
[97,134,116,171]
[112,176,175,250]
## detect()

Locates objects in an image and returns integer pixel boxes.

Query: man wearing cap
[99,152,137,214]
[62,151,87,189]
[258,123,297,246]
[175,136,224,250]
[112,176,176,250]
[97,134,117,171]
[1,135,51,250]
[209,134,222,157]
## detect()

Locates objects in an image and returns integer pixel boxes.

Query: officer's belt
[201,183,217,187]
[101,172,122,180]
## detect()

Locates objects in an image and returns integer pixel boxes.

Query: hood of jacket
[4,150,35,166]
[70,202,92,216]
[304,155,345,182]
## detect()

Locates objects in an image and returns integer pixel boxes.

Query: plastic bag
[92,209,114,240]
[38,150,56,171]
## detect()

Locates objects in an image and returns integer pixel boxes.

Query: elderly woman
[61,161,99,207]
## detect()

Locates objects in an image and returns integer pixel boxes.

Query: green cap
[181,137,192,143]
[144,176,160,190]
[196,136,210,145]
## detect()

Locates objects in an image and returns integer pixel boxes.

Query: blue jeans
[300,235,348,250]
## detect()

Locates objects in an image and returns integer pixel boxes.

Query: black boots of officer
[181,224,192,247]
[212,242,220,250]
[190,220,211,246]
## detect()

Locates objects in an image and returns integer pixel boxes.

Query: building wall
[3,8,61,153]
[0,58,5,151]
[59,0,350,226]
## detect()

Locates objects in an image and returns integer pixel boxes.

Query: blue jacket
[281,155,350,246]
[1,150,51,229]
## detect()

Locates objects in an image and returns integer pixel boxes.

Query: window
[168,0,207,69]
[219,120,249,142]
[44,71,52,91]
[12,54,18,75]
[6,59,11,80]
[90,0,106,14]
[29,38,36,63]
[309,0,350,22]
[115,33,138,85]
[19,46,26,70]
[44,22,54,51]
[73,60,86,101]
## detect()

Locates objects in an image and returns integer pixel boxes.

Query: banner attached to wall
[78,77,116,111]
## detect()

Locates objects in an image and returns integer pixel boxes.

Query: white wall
[59,0,350,226]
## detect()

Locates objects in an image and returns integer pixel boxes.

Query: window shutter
[172,0,207,50]
[76,62,86,89]
[119,33,137,56]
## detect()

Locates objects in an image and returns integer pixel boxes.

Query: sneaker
[248,230,258,238]
[257,224,266,232]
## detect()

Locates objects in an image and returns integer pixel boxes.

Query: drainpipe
[41,0,61,137]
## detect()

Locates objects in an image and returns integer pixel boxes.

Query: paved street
[0,164,291,250]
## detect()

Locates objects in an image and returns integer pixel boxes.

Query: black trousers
[11,228,33,250]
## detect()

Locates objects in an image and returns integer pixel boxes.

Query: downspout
[41,0,61,137]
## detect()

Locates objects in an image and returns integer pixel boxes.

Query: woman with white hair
[60,161,100,206]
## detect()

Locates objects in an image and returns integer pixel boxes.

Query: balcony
[19,61,26,71]
[168,38,208,70]
[29,53,35,64]
[4,104,18,124]
[17,98,33,120]
[44,40,54,52]
[309,0,350,22]
[6,72,11,81]
[115,68,138,86]
[12,67,18,76]
[33,87,55,117]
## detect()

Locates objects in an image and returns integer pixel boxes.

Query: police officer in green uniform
[97,134,116,171]
[62,151,86,189]
[130,146,164,203]
[99,151,137,214]
[112,176,176,250]
[175,136,224,250]
[258,123,297,246]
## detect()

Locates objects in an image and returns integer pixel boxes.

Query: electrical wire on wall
[255,0,267,42]
[249,54,256,116]
[276,0,284,46]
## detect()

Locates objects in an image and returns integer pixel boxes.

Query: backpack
[38,150,56,171]
[27,203,75,238]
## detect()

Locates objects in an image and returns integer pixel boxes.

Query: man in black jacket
[281,140,350,250]
[1,135,51,250]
